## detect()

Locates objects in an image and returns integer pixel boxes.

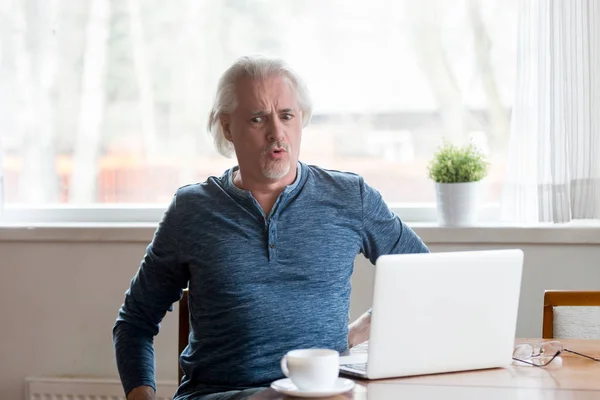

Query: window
[0,0,517,220]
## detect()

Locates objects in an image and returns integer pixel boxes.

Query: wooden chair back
[543,290,600,339]
[178,289,190,384]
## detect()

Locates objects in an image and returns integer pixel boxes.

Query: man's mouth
[263,142,290,157]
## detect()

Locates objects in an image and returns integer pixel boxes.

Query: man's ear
[220,116,233,142]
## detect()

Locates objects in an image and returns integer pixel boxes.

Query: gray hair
[207,55,313,158]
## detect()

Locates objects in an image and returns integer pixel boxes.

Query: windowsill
[0,223,157,243]
[409,222,600,244]
[0,222,598,244]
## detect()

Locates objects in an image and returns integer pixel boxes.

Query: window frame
[0,203,502,224]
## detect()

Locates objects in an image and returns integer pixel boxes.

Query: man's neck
[233,166,297,217]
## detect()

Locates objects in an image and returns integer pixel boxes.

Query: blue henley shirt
[113,162,429,399]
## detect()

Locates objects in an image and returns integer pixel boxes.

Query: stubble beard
[261,142,291,180]
[261,156,291,180]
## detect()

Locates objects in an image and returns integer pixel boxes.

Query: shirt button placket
[268,220,276,260]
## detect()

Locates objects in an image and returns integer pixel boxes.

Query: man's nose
[267,116,285,141]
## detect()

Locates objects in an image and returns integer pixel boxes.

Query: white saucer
[270,377,355,398]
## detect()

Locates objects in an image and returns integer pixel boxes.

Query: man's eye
[251,116,265,123]
[281,113,293,121]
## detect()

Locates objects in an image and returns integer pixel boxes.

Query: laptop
[339,249,524,379]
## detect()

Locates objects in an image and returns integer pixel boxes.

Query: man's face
[222,74,303,182]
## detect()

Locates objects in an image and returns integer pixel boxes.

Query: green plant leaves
[427,141,489,183]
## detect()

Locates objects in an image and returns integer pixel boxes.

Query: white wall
[1,230,599,400]
[0,240,179,400]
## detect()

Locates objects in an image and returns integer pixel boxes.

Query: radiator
[25,377,178,400]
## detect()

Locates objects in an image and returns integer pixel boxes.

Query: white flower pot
[434,181,482,226]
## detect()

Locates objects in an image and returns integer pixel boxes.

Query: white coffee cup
[280,348,339,391]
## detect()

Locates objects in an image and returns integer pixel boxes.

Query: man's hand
[348,311,371,348]
[127,386,155,400]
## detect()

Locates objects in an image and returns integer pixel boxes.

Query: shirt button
[269,243,275,249]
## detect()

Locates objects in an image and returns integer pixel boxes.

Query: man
[113,55,429,400]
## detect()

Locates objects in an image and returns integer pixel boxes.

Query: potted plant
[427,141,489,226]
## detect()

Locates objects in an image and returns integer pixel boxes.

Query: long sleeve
[112,193,190,395]
[359,177,429,263]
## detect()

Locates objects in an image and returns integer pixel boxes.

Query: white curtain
[502,0,600,224]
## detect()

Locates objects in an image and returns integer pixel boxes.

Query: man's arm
[348,310,371,348]
[358,176,429,263]
[113,193,189,397]
[127,386,155,400]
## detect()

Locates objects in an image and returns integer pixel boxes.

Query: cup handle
[280,355,290,377]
